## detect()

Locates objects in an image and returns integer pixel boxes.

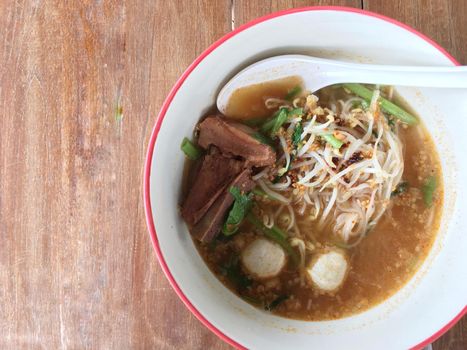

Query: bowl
[144,6,467,350]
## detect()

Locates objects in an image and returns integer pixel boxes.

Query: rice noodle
[257,179,291,204]
[253,89,404,244]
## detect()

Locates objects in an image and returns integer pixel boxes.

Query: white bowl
[144,7,467,350]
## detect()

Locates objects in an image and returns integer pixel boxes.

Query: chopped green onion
[391,181,409,197]
[252,187,267,197]
[289,107,303,116]
[352,100,369,110]
[422,175,437,207]
[343,83,418,125]
[220,255,252,290]
[181,137,202,160]
[322,134,344,149]
[222,187,253,236]
[265,295,289,311]
[246,213,299,265]
[242,295,263,306]
[285,86,302,101]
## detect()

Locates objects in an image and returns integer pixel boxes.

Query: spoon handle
[330,60,467,88]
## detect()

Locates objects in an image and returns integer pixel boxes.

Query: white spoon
[217,54,467,115]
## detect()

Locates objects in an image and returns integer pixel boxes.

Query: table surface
[0,0,465,349]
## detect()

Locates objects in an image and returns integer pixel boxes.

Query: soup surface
[181,80,442,320]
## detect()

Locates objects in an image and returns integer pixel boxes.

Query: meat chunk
[191,169,255,242]
[198,116,276,167]
[181,150,244,226]
[241,238,286,280]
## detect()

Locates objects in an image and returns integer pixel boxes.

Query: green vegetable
[261,108,288,135]
[222,187,253,235]
[209,231,234,250]
[252,187,267,197]
[260,109,280,133]
[181,137,202,160]
[285,86,302,101]
[352,100,369,110]
[271,108,289,135]
[260,108,303,136]
[265,295,289,311]
[292,123,303,146]
[422,175,437,207]
[391,181,409,197]
[220,255,252,290]
[289,107,303,116]
[322,134,344,149]
[242,295,263,306]
[343,83,418,125]
[252,132,275,147]
[246,213,299,265]
[387,117,396,131]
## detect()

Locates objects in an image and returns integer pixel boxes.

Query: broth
[225,76,303,120]
[184,81,442,320]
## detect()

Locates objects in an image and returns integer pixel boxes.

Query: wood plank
[0,0,232,349]
[363,0,467,64]
[0,0,464,349]
[233,0,362,27]
[433,316,467,350]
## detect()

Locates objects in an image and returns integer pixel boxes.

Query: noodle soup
[180,81,442,320]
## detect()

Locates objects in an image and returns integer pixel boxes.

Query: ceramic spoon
[217,54,467,116]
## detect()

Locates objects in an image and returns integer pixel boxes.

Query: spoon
[217,54,467,115]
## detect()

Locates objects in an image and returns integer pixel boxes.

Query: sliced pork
[191,168,255,242]
[198,115,276,167]
[181,149,244,226]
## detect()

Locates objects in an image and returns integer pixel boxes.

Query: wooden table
[0,1,465,349]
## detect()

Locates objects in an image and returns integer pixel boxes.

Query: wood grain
[0,0,232,349]
[0,0,465,349]
[364,0,467,64]
[233,0,361,27]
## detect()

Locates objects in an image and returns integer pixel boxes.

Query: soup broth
[182,81,442,320]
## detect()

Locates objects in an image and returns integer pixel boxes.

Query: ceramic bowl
[144,7,467,349]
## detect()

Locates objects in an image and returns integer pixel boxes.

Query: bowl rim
[143,5,465,350]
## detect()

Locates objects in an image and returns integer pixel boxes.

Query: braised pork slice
[198,115,276,167]
[181,150,244,226]
[192,168,255,242]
